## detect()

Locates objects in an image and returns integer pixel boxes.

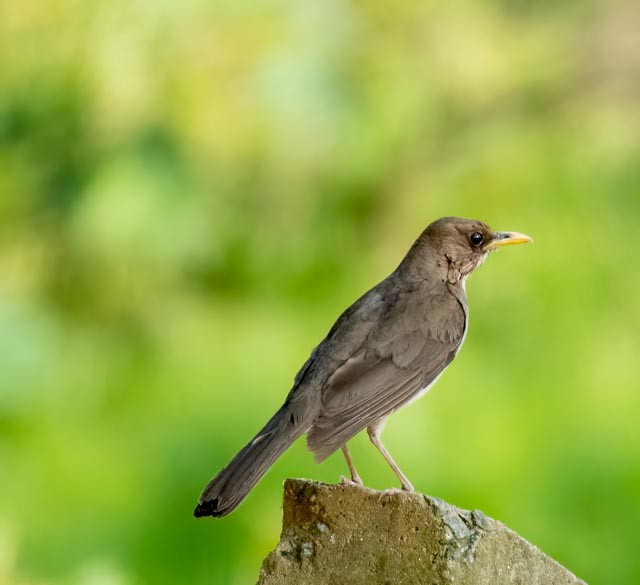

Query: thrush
[195,217,532,517]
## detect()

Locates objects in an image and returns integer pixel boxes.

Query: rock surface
[257,479,586,585]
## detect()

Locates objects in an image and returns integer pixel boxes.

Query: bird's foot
[340,475,364,487]
[400,479,415,492]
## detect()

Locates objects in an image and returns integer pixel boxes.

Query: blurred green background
[1,0,639,583]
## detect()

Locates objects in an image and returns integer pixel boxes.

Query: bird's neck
[397,241,473,289]
[396,240,443,283]
[394,245,470,316]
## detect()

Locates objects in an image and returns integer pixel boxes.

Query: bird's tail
[194,403,306,517]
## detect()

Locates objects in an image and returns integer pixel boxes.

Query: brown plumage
[195,217,532,517]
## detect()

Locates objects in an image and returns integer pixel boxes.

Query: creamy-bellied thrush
[195,217,532,517]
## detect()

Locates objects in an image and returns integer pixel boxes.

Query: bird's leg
[340,444,364,486]
[367,420,414,492]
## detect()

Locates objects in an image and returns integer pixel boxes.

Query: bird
[194,217,532,518]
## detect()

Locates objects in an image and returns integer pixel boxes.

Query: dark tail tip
[194,497,221,518]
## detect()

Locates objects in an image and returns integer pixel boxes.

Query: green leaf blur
[0,1,638,583]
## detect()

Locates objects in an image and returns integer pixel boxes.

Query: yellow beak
[484,231,534,250]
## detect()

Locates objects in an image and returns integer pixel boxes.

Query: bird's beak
[484,231,533,250]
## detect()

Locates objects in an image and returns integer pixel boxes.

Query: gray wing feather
[306,286,466,462]
[307,359,423,461]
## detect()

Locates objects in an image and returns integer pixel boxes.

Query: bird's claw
[401,480,415,492]
[340,475,364,487]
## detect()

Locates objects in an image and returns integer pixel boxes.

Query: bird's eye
[470,232,484,246]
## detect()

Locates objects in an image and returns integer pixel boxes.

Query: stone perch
[257,479,586,585]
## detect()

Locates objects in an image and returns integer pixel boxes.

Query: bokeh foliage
[1,0,639,583]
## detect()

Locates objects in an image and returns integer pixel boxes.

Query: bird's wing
[306,289,466,462]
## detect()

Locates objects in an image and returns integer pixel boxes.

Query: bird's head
[402,217,532,286]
